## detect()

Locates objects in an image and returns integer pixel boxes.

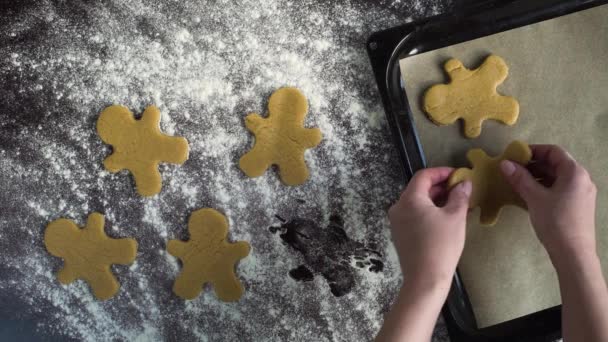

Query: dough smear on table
[97,105,189,197]
[239,87,322,185]
[448,140,532,225]
[423,55,519,138]
[167,208,250,301]
[44,213,137,300]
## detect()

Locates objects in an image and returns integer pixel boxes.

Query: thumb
[499,160,545,202]
[445,180,472,213]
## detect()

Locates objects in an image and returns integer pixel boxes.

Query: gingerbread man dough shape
[97,105,189,197]
[167,208,250,301]
[239,87,322,185]
[423,55,520,138]
[448,140,532,226]
[44,213,137,300]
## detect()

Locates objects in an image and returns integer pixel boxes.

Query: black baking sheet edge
[366,0,607,341]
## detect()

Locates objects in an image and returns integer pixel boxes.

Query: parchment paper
[399,5,608,328]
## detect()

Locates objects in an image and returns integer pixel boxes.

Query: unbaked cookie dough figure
[239,87,322,185]
[97,105,189,197]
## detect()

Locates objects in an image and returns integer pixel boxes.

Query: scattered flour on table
[0,0,451,341]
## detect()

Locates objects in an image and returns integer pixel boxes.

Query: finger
[429,183,451,207]
[527,161,556,186]
[500,160,546,203]
[530,144,575,171]
[404,167,454,198]
[444,181,472,214]
[429,184,445,200]
[530,145,580,186]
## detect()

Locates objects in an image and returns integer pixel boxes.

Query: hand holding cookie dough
[498,145,608,342]
[499,145,597,258]
[379,145,608,342]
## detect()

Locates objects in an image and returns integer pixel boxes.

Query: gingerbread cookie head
[97,105,134,145]
[448,140,532,226]
[97,105,189,197]
[239,87,322,185]
[44,213,137,300]
[267,87,309,124]
[423,55,519,138]
[167,208,250,301]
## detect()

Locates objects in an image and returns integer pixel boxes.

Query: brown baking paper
[399,4,608,328]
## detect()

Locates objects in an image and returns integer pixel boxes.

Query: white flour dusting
[0,0,451,341]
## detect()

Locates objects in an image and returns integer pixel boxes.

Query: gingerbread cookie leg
[480,203,503,226]
[173,266,205,300]
[86,267,120,300]
[157,135,189,165]
[131,164,162,197]
[239,145,272,178]
[485,95,520,125]
[212,268,244,302]
[462,117,483,139]
[56,263,78,284]
[278,154,309,185]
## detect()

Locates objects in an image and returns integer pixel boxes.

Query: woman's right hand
[499,144,598,260]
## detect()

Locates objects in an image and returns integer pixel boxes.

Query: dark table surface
[0,0,451,340]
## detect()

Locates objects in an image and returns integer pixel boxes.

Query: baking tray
[366,0,608,341]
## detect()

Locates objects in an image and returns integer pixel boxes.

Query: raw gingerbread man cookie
[44,213,137,300]
[97,105,189,197]
[423,55,519,138]
[448,140,532,226]
[167,208,250,301]
[239,87,322,185]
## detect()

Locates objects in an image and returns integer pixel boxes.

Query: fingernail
[565,151,576,161]
[500,160,516,176]
[457,180,472,197]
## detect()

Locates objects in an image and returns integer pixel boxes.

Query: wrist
[401,272,453,299]
[549,246,601,275]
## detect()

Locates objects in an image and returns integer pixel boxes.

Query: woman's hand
[388,167,472,289]
[500,144,597,260]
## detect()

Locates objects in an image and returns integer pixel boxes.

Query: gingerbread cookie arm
[167,240,189,259]
[448,168,476,206]
[141,105,162,129]
[503,140,532,163]
[244,113,265,131]
[105,238,138,265]
[56,263,78,284]
[484,95,520,126]
[227,241,251,260]
[103,154,126,173]
[479,55,509,86]
[300,128,323,148]
[157,135,189,164]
